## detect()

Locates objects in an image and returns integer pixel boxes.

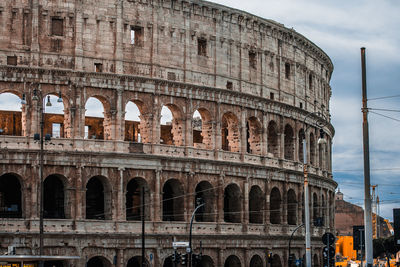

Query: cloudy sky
[207,0,400,220]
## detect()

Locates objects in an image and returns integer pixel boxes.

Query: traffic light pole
[188,202,205,267]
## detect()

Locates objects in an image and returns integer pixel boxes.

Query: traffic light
[267,252,273,265]
[322,232,335,267]
[172,251,181,263]
[288,253,295,266]
[192,253,202,264]
[181,253,187,265]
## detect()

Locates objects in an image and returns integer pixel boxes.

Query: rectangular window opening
[270,92,275,100]
[249,51,257,69]
[300,102,303,109]
[285,63,290,79]
[52,123,61,138]
[198,38,207,56]
[51,18,64,36]
[7,56,17,66]
[130,26,143,46]
[226,81,233,90]
[84,126,89,139]
[94,63,103,73]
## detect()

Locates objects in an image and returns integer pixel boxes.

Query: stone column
[116,249,124,267]
[74,1,84,71]
[186,172,195,222]
[240,108,247,154]
[30,0,39,53]
[75,166,84,220]
[265,178,270,226]
[172,118,185,146]
[262,112,268,156]
[117,168,125,220]
[115,90,124,141]
[154,169,161,222]
[185,102,193,147]
[139,112,153,144]
[282,182,288,225]
[115,0,124,74]
[152,95,161,144]
[215,102,221,150]
[243,179,249,227]
[217,174,225,223]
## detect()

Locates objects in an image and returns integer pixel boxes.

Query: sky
[0,0,399,221]
[206,0,400,221]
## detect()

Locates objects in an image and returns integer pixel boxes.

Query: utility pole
[361,47,373,266]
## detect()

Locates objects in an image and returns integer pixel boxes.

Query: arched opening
[267,121,279,157]
[0,173,22,218]
[313,193,319,222]
[125,101,141,142]
[127,256,150,267]
[126,177,150,221]
[193,109,213,149]
[43,94,68,138]
[163,256,174,267]
[86,176,112,220]
[284,124,294,160]
[196,255,214,267]
[272,255,282,267]
[160,105,184,146]
[287,189,297,225]
[309,132,315,166]
[44,261,64,267]
[249,185,264,224]
[87,256,111,267]
[0,92,25,136]
[270,187,281,224]
[247,117,262,155]
[44,175,65,219]
[250,255,263,267]
[85,96,111,140]
[221,112,240,152]
[162,179,184,221]
[298,129,305,163]
[313,254,319,267]
[224,183,241,223]
[224,255,241,267]
[195,181,214,222]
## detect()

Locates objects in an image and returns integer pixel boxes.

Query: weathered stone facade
[0,0,336,267]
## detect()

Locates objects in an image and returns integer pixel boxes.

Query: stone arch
[267,120,279,157]
[0,92,26,136]
[284,124,294,160]
[85,96,112,140]
[126,177,150,221]
[43,261,65,267]
[193,108,213,149]
[287,189,297,225]
[298,129,305,163]
[224,183,242,223]
[196,255,214,267]
[126,256,150,267]
[249,254,263,267]
[313,192,319,222]
[224,255,241,267]
[87,256,112,267]
[124,100,142,142]
[195,181,215,222]
[249,185,264,224]
[162,178,184,221]
[160,104,184,146]
[221,112,240,152]
[0,173,23,218]
[272,254,282,267]
[85,176,112,220]
[163,256,174,267]
[270,187,281,224]
[247,116,262,154]
[43,93,70,138]
[309,132,316,166]
[44,174,68,219]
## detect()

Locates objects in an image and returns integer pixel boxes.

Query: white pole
[303,138,312,267]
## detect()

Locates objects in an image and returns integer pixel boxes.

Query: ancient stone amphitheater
[0,0,336,266]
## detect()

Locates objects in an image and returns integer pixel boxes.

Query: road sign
[322,232,335,245]
[172,241,189,248]
[149,253,153,261]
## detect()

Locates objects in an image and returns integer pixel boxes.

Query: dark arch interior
[270,188,281,224]
[44,261,64,267]
[250,255,263,267]
[195,181,214,222]
[86,177,105,220]
[284,125,294,160]
[224,184,241,223]
[287,189,297,225]
[272,255,282,267]
[162,179,184,221]
[224,255,241,267]
[163,256,173,267]
[195,255,214,267]
[127,256,149,267]
[249,186,264,224]
[44,175,65,219]
[313,193,319,221]
[126,178,150,221]
[87,257,110,267]
[0,174,22,218]
[267,122,279,157]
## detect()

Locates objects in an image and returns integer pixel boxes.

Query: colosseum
[0,0,336,266]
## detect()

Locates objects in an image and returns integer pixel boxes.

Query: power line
[368,94,400,101]
[369,108,400,113]
[370,111,400,123]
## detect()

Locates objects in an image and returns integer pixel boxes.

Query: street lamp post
[288,223,304,266]
[302,111,328,267]
[188,198,205,267]
[28,87,62,267]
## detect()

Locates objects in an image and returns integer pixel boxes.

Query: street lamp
[302,111,328,267]
[188,198,205,267]
[23,87,62,267]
